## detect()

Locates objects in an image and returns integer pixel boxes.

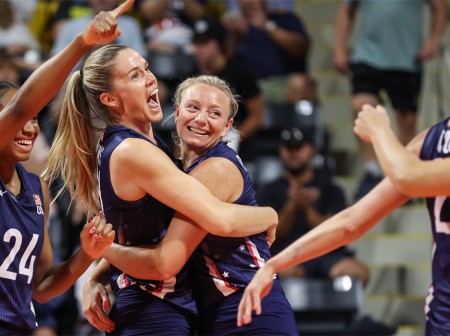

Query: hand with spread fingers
[237,263,276,327]
[81,0,135,46]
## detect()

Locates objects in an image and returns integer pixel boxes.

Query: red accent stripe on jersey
[204,254,239,291]
[245,238,265,268]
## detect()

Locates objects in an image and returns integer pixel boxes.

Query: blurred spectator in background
[224,0,317,105]
[333,0,448,200]
[50,1,92,43]
[26,0,59,58]
[226,0,295,13]
[191,17,263,161]
[138,0,205,104]
[0,56,21,85]
[0,0,40,56]
[256,127,369,285]
[0,0,42,75]
[50,0,146,70]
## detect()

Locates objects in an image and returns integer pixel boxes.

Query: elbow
[141,260,179,281]
[341,221,362,242]
[153,267,177,281]
[390,172,416,196]
[207,216,235,236]
[339,209,366,243]
[216,223,235,237]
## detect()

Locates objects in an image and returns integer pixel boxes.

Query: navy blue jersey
[420,117,450,334]
[186,141,272,307]
[0,164,45,333]
[97,125,196,315]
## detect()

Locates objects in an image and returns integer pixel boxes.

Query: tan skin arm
[104,212,205,281]
[245,2,309,58]
[112,138,277,236]
[237,178,410,326]
[333,2,356,74]
[32,180,114,303]
[418,0,448,61]
[265,23,309,59]
[354,104,450,196]
[0,0,135,151]
[104,156,264,279]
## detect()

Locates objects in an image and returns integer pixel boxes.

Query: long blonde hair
[43,44,128,218]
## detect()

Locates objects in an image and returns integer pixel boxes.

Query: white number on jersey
[0,229,38,284]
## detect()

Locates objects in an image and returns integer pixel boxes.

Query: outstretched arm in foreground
[354,104,450,196]
[237,178,409,326]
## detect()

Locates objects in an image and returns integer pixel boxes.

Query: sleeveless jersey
[97,125,196,314]
[0,163,45,333]
[185,141,272,308]
[420,117,450,334]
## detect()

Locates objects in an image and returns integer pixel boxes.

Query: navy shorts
[106,286,197,336]
[198,280,298,335]
[350,63,422,112]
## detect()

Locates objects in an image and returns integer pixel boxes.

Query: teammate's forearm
[370,126,419,190]
[224,204,278,237]
[33,248,94,303]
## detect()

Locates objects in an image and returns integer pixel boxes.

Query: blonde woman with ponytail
[43,9,278,336]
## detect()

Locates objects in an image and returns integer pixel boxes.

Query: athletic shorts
[350,63,422,112]
[302,246,355,279]
[198,279,299,335]
[106,286,197,336]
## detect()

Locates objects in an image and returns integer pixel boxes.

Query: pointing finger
[111,0,134,19]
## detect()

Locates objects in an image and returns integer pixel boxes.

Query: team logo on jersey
[33,194,44,215]
[0,190,7,196]
[33,194,42,206]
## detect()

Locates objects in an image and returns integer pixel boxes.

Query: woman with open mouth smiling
[44,18,278,336]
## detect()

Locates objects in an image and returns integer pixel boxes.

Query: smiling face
[102,48,162,129]
[0,88,40,163]
[175,83,233,155]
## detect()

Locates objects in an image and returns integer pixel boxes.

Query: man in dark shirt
[256,127,369,284]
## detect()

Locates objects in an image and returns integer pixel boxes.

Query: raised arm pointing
[0,0,135,150]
